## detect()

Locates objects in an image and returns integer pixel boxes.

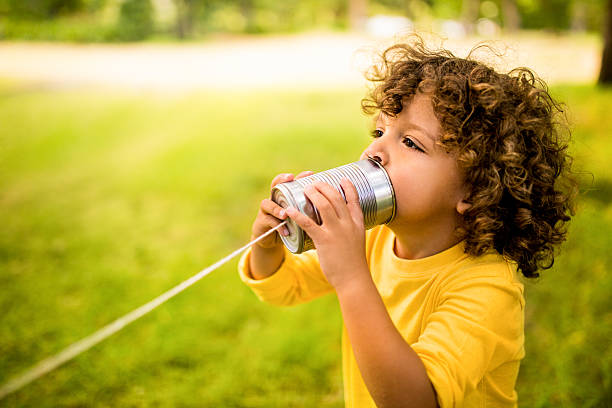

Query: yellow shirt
[238,225,525,407]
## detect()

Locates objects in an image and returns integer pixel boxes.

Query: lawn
[0,82,610,407]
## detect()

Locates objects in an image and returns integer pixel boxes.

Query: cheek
[389,170,425,212]
[390,162,461,214]
[395,177,436,209]
[390,163,434,197]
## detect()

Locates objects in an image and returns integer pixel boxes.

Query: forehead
[377,93,440,140]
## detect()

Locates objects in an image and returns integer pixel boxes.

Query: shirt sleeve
[411,268,525,408]
[238,245,333,306]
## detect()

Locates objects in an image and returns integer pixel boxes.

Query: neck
[389,215,463,260]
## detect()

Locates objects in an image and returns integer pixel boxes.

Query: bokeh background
[1,1,611,406]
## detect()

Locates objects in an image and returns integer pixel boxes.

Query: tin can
[271,158,396,253]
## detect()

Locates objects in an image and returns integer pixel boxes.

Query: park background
[1,0,611,406]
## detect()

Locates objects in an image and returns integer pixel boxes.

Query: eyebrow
[375,114,438,144]
[405,123,437,143]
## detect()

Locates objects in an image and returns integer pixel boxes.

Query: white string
[0,221,287,400]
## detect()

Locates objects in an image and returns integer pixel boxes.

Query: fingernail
[279,209,286,218]
[282,226,289,236]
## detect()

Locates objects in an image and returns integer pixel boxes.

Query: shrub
[114,0,154,42]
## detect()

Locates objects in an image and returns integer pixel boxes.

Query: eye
[403,137,424,153]
[371,129,384,138]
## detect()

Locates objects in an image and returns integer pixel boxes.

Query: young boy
[238,39,575,408]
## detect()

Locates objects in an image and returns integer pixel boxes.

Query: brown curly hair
[362,38,576,278]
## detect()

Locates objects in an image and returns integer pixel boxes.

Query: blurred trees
[174,0,199,38]
[0,0,608,41]
[600,0,612,84]
[500,0,520,32]
[116,0,153,41]
[349,0,367,30]
[461,0,479,34]
[0,0,104,19]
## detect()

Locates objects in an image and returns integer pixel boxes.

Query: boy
[238,39,575,407]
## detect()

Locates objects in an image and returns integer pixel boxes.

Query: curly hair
[362,38,576,278]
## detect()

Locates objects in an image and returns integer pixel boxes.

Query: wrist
[249,243,285,280]
[252,240,284,257]
[333,263,375,298]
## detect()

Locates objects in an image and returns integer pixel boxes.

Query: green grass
[0,82,610,407]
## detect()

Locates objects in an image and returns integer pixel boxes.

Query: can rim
[270,185,305,253]
[366,157,396,224]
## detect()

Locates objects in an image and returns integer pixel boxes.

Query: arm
[239,246,333,306]
[239,171,334,306]
[248,171,313,280]
[286,180,437,408]
[249,237,285,280]
[337,272,438,408]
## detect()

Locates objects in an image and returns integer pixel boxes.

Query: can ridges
[271,158,395,254]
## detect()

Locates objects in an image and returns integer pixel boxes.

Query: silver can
[271,157,396,253]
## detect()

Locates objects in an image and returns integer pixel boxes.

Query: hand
[249,171,313,280]
[285,179,369,290]
[251,171,314,249]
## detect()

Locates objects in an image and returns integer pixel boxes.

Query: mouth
[364,157,396,226]
[367,154,383,164]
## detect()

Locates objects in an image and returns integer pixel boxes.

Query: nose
[360,138,389,165]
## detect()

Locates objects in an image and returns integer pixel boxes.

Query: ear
[456,200,472,215]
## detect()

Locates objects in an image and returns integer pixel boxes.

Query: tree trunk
[600,0,612,84]
[461,0,480,35]
[501,0,520,32]
[174,0,195,39]
[571,1,587,32]
[240,0,257,33]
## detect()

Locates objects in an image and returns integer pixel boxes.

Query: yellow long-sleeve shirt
[238,225,525,407]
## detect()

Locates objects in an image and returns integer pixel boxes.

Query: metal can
[271,157,396,253]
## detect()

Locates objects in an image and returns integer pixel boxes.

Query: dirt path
[0,32,601,91]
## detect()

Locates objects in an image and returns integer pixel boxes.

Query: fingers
[260,198,287,221]
[304,183,342,222]
[285,179,364,245]
[270,173,294,189]
[254,171,315,249]
[295,170,314,179]
[304,181,357,227]
[285,206,319,239]
[340,178,364,226]
[266,174,360,242]
[261,213,289,236]
[256,198,289,239]
[270,170,313,189]
[261,171,314,242]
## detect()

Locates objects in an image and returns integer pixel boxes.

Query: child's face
[361,93,469,234]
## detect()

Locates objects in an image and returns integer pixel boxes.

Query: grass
[0,82,610,407]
